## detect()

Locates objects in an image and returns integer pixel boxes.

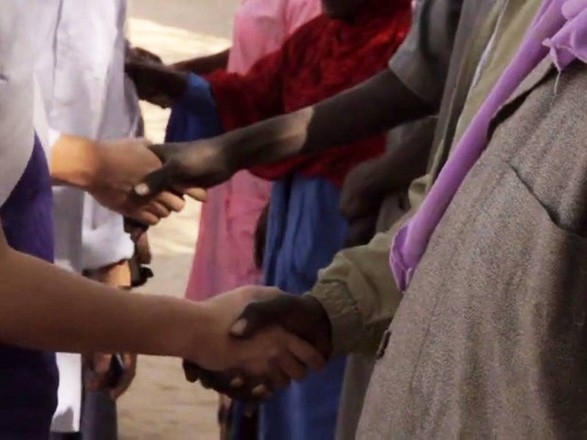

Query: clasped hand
[185,287,333,401]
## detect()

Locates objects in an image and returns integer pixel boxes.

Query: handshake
[184,286,333,401]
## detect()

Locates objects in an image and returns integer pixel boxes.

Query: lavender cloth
[390,0,587,291]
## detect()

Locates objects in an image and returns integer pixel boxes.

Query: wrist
[301,295,333,356]
[84,260,132,287]
[166,300,213,363]
[215,139,241,176]
[166,71,189,100]
[305,284,362,356]
[50,135,100,189]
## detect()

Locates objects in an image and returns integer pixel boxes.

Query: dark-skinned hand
[126,59,188,108]
[340,156,389,221]
[134,141,236,198]
[126,46,163,65]
[182,294,333,401]
[344,213,379,248]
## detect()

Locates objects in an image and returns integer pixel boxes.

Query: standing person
[128,0,411,437]
[32,1,162,438]
[169,1,320,437]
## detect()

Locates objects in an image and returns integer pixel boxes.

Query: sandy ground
[117,1,237,438]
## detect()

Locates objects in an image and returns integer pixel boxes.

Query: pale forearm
[0,243,204,360]
[225,70,432,170]
[49,134,99,189]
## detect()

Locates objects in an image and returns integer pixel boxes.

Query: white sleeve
[81,196,134,270]
[0,1,40,206]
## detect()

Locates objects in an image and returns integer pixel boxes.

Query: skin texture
[0,227,325,384]
[135,70,431,197]
[172,49,231,75]
[183,294,332,400]
[84,261,137,400]
[50,134,206,225]
[340,125,432,245]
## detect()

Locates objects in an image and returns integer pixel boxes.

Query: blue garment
[235,175,348,440]
[168,74,348,439]
[0,137,59,439]
[165,73,223,143]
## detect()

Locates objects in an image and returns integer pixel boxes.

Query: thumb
[230,302,273,339]
[135,164,174,197]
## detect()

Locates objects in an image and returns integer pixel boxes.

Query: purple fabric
[0,137,58,438]
[391,0,587,291]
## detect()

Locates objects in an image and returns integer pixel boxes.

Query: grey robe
[358,61,587,438]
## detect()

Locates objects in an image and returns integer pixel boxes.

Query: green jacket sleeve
[306,223,404,356]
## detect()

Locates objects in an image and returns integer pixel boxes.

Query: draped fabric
[0,138,58,438]
[254,176,348,440]
[390,0,587,291]
[206,0,412,187]
[184,0,320,302]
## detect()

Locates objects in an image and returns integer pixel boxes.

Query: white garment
[0,2,39,206]
[32,0,140,432]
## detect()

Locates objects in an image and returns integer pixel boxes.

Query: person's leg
[80,389,118,440]
[259,176,348,440]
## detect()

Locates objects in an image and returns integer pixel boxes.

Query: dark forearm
[222,70,434,170]
[375,130,434,195]
[173,49,231,75]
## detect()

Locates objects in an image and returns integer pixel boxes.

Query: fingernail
[230,377,244,388]
[135,183,149,196]
[230,319,247,336]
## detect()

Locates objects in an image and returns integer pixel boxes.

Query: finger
[110,369,136,400]
[134,47,163,64]
[176,186,207,202]
[286,336,326,372]
[135,165,174,197]
[274,351,307,382]
[196,370,261,401]
[264,359,291,390]
[230,296,286,339]
[132,210,160,226]
[251,384,272,400]
[84,353,113,392]
[124,218,148,236]
[133,136,153,148]
[93,353,113,376]
[156,191,186,213]
[146,200,172,219]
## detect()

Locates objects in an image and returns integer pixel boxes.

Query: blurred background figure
[175,0,320,437]
[33,1,144,438]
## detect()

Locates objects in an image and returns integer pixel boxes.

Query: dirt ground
[118,1,238,438]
